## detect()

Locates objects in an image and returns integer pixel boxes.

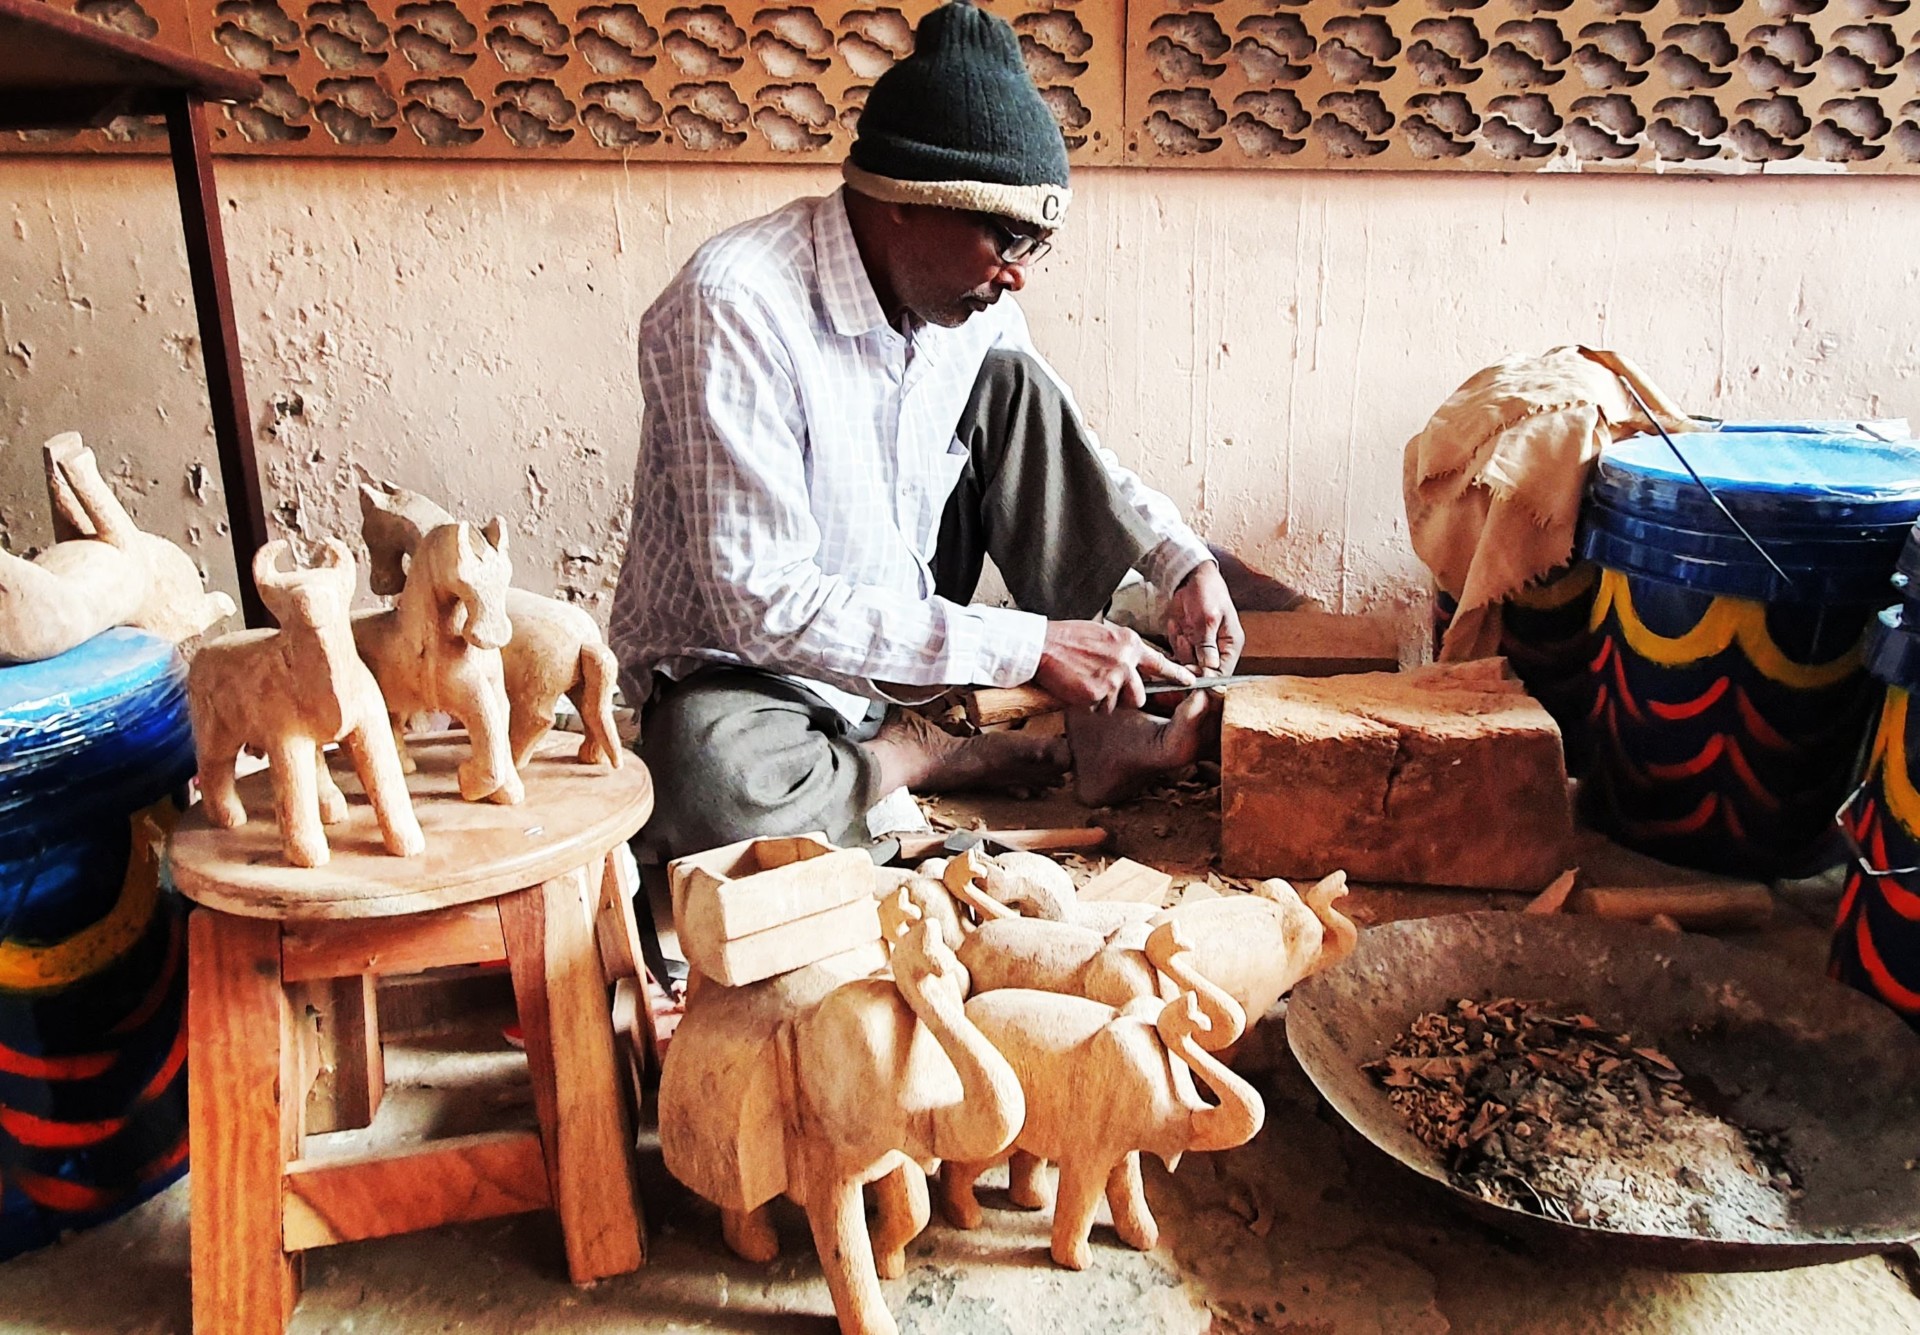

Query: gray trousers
[637,349,1161,859]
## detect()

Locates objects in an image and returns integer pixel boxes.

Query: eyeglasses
[979,215,1052,267]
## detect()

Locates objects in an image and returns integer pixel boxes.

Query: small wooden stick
[893,827,1109,860]
[1523,869,1578,916]
[963,685,1065,728]
[1569,882,1772,931]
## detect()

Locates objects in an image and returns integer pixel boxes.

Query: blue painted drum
[1831,609,1920,1031]
[1578,429,1920,878]
[0,630,195,1260]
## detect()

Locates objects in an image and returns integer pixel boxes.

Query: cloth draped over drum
[1404,346,1698,663]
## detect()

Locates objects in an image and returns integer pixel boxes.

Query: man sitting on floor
[609,0,1305,859]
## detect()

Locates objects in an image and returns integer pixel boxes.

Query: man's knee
[637,675,870,858]
[969,348,1063,420]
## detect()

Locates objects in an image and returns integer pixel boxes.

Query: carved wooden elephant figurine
[942,962,1265,1271]
[950,872,1355,1222]
[658,891,1025,1335]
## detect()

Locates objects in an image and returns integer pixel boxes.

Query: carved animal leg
[343,723,426,858]
[509,695,557,771]
[871,1161,929,1280]
[42,434,92,541]
[390,721,417,775]
[938,1159,989,1230]
[315,744,348,825]
[1104,1153,1157,1251]
[48,438,140,547]
[721,1205,780,1264]
[574,642,623,767]
[804,1163,896,1335]
[1049,1156,1111,1271]
[198,748,247,829]
[268,737,328,868]
[1007,1150,1052,1209]
[450,672,522,804]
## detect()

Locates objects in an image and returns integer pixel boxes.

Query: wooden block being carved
[1077,858,1174,906]
[669,835,878,986]
[1235,611,1400,677]
[1221,662,1572,891]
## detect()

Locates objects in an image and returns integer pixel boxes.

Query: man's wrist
[1141,534,1213,596]
[1177,558,1221,591]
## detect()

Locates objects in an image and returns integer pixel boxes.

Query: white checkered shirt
[609,188,1210,724]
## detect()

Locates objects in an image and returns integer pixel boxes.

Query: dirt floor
[5,778,1919,1334]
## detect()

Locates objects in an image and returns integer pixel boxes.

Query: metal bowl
[1286,912,1920,1270]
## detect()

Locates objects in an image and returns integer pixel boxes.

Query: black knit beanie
[843,0,1071,230]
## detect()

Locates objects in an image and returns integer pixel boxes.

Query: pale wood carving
[945,868,1353,1241]
[188,540,425,868]
[1076,856,1174,906]
[657,892,1022,1335]
[0,433,235,664]
[353,516,524,804]
[942,942,1266,1270]
[668,833,882,986]
[18,2,1920,175]
[358,482,625,771]
[943,846,1157,934]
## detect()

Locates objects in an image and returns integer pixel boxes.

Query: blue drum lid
[1593,431,1920,533]
[1711,418,1911,437]
[1580,525,1898,606]
[1585,500,1910,571]
[0,629,182,727]
[0,630,193,846]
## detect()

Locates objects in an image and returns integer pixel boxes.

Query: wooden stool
[167,732,655,1335]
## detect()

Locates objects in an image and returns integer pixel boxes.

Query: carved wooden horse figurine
[352,518,523,805]
[358,481,623,770]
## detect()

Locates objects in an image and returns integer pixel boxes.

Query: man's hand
[1035,620,1194,713]
[1165,561,1243,675]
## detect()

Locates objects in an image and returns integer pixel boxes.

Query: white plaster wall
[5,157,1919,645]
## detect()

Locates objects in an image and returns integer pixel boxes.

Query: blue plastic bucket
[0,630,194,1260]
[1831,608,1920,1030]
[1580,430,1920,877]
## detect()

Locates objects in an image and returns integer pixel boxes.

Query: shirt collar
[814,188,892,339]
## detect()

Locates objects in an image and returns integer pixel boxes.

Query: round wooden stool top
[169,732,653,921]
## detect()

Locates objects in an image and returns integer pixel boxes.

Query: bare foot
[1067,691,1217,806]
[863,708,1068,795]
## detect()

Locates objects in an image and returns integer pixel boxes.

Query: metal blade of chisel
[1139,674,1276,695]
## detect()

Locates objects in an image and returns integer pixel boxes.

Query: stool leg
[296,974,384,1135]
[498,867,646,1283]
[189,910,302,1334]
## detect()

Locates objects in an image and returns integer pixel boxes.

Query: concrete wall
[5,157,1918,643]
